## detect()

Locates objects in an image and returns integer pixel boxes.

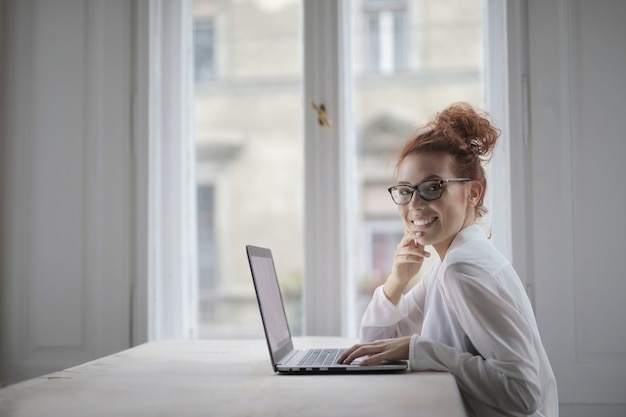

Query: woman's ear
[468,181,483,207]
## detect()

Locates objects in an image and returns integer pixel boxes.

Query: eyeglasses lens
[390,180,443,205]
[391,186,413,205]
[417,180,443,201]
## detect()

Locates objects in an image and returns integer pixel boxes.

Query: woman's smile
[412,216,437,231]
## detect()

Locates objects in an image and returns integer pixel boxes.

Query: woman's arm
[382,231,430,304]
[342,261,543,415]
[358,231,432,342]
[409,335,540,415]
[412,261,542,414]
[359,282,426,342]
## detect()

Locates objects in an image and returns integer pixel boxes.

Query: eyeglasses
[387,178,472,205]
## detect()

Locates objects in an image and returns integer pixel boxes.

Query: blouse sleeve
[408,261,542,415]
[359,274,429,342]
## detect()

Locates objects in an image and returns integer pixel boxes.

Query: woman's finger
[339,343,378,364]
[337,343,363,364]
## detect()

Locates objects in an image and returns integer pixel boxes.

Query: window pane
[194,0,303,338]
[351,0,484,330]
[366,15,380,72]
[194,19,215,82]
[393,12,407,71]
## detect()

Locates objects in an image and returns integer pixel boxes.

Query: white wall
[522,1,626,415]
[0,0,134,385]
[0,0,196,386]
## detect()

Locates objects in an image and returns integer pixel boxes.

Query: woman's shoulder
[438,246,529,322]
[444,226,509,271]
[439,235,512,289]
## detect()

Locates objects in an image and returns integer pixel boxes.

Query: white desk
[0,337,467,417]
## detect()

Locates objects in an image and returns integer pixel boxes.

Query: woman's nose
[408,192,426,209]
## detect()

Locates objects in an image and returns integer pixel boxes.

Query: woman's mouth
[412,217,437,230]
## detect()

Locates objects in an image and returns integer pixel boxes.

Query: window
[362,0,409,74]
[193,0,484,338]
[194,19,215,82]
[194,0,303,339]
[197,185,217,327]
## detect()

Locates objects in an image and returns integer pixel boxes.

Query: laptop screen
[247,246,292,356]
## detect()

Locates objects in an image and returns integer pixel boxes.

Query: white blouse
[360,225,558,417]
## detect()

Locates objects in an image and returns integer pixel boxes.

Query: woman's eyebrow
[396,175,442,185]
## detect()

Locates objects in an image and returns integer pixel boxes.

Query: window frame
[133,0,198,343]
[362,0,409,74]
[302,0,357,336]
[134,0,513,340]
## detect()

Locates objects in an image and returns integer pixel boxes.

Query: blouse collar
[446,224,488,254]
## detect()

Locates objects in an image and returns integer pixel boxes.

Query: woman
[338,103,558,417]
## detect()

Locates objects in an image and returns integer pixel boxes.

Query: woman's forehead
[396,152,455,181]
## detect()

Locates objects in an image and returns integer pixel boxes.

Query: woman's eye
[423,182,441,192]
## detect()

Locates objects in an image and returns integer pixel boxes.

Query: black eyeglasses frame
[387,178,472,205]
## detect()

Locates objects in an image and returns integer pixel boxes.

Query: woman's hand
[383,231,430,304]
[337,336,412,366]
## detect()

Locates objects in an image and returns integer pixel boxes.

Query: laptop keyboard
[297,349,345,367]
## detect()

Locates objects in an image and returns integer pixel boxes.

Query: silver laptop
[246,245,408,373]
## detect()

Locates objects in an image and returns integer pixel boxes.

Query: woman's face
[395,152,480,258]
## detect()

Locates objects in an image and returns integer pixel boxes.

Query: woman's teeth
[414,217,436,226]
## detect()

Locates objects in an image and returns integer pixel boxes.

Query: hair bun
[432,102,500,160]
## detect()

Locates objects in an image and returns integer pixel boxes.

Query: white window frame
[132,0,198,343]
[303,0,357,336]
[484,0,528,288]
[132,0,514,340]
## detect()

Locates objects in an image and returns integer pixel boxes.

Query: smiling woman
[339,103,558,417]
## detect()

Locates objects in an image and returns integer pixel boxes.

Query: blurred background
[192,0,484,338]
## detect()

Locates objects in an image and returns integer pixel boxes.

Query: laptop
[246,244,408,373]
